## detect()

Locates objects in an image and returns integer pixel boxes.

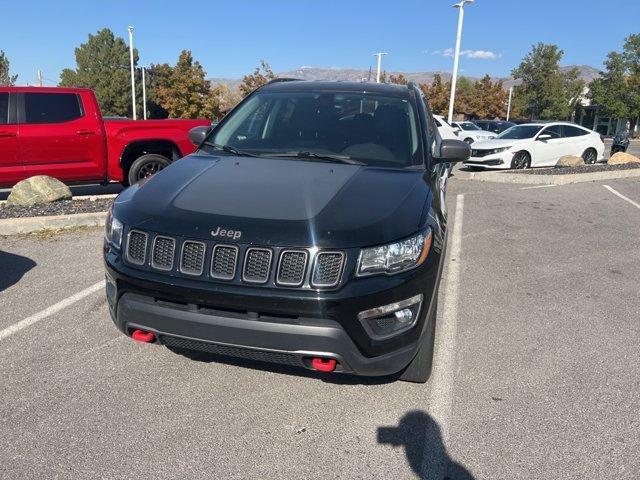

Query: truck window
[24,93,83,124]
[0,93,8,124]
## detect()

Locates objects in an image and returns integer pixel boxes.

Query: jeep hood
[115,154,432,248]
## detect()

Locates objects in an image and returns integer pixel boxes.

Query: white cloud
[431,48,501,59]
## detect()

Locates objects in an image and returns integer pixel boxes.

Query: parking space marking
[0,281,104,342]
[520,184,556,190]
[421,194,464,480]
[603,185,640,210]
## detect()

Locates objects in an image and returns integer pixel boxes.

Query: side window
[564,125,588,137]
[24,93,83,124]
[433,118,442,127]
[0,93,8,125]
[542,125,563,139]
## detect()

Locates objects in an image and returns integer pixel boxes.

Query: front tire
[510,151,531,169]
[127,154,171,185]
[399,300,437,383]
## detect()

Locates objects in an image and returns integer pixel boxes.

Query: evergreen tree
[0,50,18,86]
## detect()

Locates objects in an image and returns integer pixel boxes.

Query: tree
[0,50,18,86]
[239,60,275,97]
[511,43,584,120]
[467,76,508,119]
[588,33,640,135]
[60,28,138,117]
[149,50,218,119]
[421,74,450,115]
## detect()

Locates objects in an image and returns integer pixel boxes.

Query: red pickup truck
[0,86,210,187]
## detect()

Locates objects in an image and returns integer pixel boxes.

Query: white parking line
[521,184,556,190]
[421,194,464,480]
[603,185,640,210]
[0,281,104,341]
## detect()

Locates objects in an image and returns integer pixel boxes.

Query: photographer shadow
[378,410,474,480]
[0,250,36,292]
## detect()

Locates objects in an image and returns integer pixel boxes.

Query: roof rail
[266,77,303,85]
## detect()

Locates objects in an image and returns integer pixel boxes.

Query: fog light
[358,294,423,340]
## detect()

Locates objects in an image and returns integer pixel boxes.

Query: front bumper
[104,240,445,376]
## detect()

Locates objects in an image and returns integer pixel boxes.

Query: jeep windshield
[205,91,422,168]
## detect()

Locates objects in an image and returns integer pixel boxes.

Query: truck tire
[127,154,171,185]
[399,299,437,383]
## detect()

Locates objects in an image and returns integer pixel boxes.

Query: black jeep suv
[103,80,469,382]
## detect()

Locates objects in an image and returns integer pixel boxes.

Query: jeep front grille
[127,230,148,265]
[276,250,308,286]
[180,241,206,276]
[312,252,344,287]
[211,245,238,280]
[151,236,176,271]
[243,248,273,283]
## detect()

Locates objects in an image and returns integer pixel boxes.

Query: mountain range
[210,65,601,90]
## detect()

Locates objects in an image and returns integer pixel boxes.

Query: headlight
[488,146,511,154]
[105,207,124,249]
[357,229,432,277]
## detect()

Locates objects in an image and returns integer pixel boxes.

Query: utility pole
[506,86,513,121]
[37,69,43,86]
[447,0,474,124]
[127,26,137,120]
[373,52,387,83]
[141,67,147,120]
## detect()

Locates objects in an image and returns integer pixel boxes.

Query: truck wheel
[399,300,437,383]
[127,154,171,185]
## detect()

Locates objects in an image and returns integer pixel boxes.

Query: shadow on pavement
[378,410,474,480]
[164,345,399,385]
[0,250,37,292]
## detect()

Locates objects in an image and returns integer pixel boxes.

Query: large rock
[556,155,584,168]
[608,152,640,165]
[6,176,72,206]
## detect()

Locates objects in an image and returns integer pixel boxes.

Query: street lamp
[506,86,513,121]
[447,0,474,124]
[127,26,137,120]
[373,52,387,83]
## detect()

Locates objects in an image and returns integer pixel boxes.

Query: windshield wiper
[202,142,258,157]
[264,151,364,165]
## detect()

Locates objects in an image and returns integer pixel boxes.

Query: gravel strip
[0,198,113,219]
[510,163,640,175]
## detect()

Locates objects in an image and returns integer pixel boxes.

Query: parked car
[464,122,604,170]
[433,114,458,139]
[0,86,210,187]
[473,119,516,134]
[450,121,497,144]
[104,80,471,383]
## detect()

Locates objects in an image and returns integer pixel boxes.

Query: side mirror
[189,126,210,146]
[537,133,552,141]
[433,139,471,164]
[452,127,461,134]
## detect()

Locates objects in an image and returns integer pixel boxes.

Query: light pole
[373,52,387,83]
[141,67,147,120]
[506,86,513,121]
[447,0,474,124]
[127,26,137,120]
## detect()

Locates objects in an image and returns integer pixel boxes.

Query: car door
[532,125,567,166]
[18,92,103,182]
[0,92,23,186]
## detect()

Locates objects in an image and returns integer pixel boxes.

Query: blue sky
[2,0,639,85]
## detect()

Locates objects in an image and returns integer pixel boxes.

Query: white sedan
[451,121,497,144]
[433,115,458,139]
[464,122,605,170]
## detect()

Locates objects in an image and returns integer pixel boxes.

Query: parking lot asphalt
[1,176,639,479]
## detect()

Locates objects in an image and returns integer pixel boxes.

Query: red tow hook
[311,357,337,372]
[131,329,155,343]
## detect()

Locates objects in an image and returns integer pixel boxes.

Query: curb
[460,168,640,185]
[0,193,118,206]
[0,211,108,236]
